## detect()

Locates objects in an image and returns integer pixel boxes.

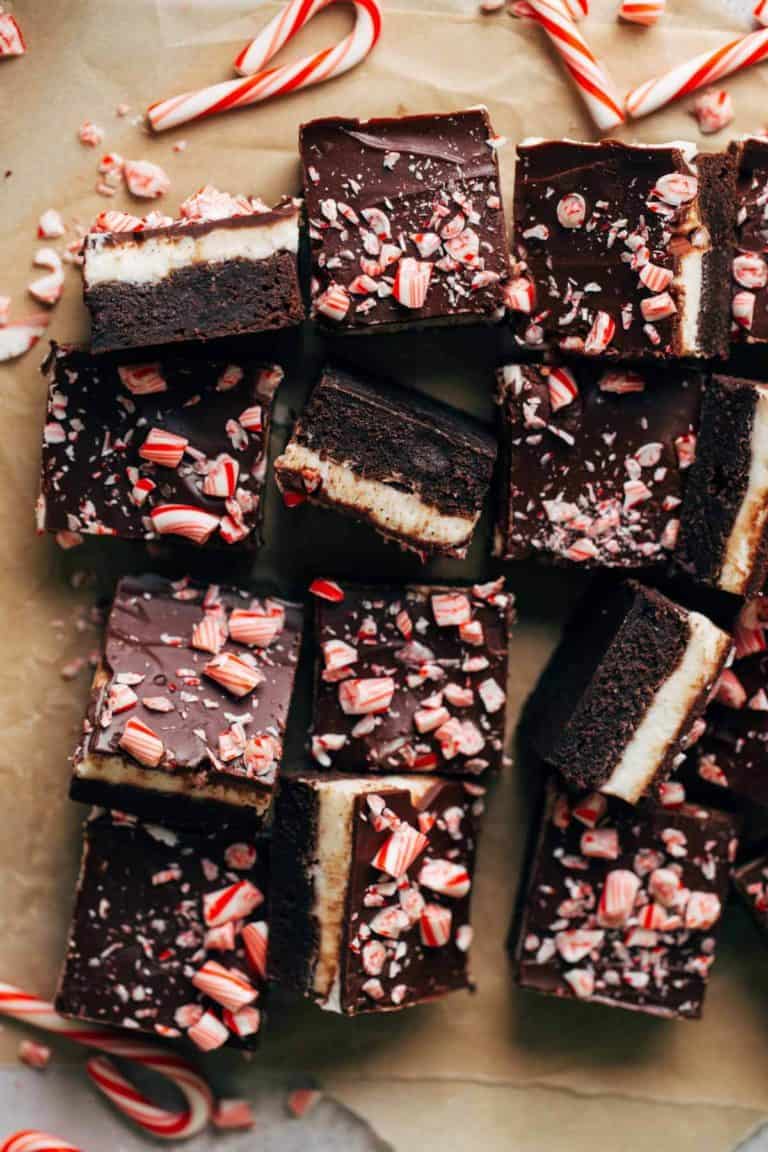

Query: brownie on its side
[513,783,738,1019]
[300,109,509,331]
[56,810,268,1051]
[494,361,703,567]
[269,772,481,1015]
[70,575,303,827]
[310,580,513,776]
[729,137,768,344]
[510,139,735,360]
[677,374,768,598]
[683,595,768,807]
[82,188,303,353]
[37,343,280,550]
[274,368,497,559]
[525,582,732,805]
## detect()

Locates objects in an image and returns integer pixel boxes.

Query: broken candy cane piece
[0,316,48,361]
[124,159,171,199]
[0,13,25,57]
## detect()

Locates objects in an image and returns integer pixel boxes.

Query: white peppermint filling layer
[677,244,705,356]
[74,752,272,815]
[84,216,299,288]
[311,776,437,1012]
[276,442,477,552]
[602,611,730,804]
[720,384,768,595]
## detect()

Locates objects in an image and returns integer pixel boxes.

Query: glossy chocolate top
[39,343,280,549]
[511,140,731,359]
[311,581,512,776]
[300,109,509,329]
[515,783,739,1019]
[56,809,268,1049]
[340,779,481,1013]
[496,361,702,566]
[81,574,302,790]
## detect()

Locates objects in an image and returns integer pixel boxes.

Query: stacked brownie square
[38,114,768,1052]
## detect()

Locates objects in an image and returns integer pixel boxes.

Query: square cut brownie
[56,809,268,1051]
[82,187,303,353]
[300,109,509,331]
[729,137,768,343]
[677,374,768,598]
[70,575,303,826]
[37,343,280,550]
[310,580,512,776]
[494,361,702,566]
[274,368,497,559]
[269,773,482,1014]
[525,582,732,805]
[513,783,738,1019]
[684,596,768,807]
[509,139,734,360]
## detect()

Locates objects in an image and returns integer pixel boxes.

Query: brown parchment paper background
[3,1,768,1149]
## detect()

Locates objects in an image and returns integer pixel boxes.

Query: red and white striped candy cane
[0,1135,81,1152]
[147,0,382,132]
[526,0,625,131]
[0,984,212,1141]
[626,27,768,119]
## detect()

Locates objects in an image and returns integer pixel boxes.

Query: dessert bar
[310,580,512,776]
[274,367,497,559]
[729,136,768,344]
[70,575,303,825]
[82,188,303,353]
[56,809,268,1051]
[513,782,738,1019]
[269,772,481,1014]
[525,581,731,804]
[509,139,734,360]
[677,374,768,598]
[38,343,280,550]
[300,109,509,331]
[494,360,702,566]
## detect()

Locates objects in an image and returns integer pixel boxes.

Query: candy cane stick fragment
[0,983,212,1141]
[526,0,625,131]
[0,1135,81,1152]
[147,0,382,132]
[626,27,768,119]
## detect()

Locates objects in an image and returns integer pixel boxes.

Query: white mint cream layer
[602,611,731,805]
[275,442,477,552]
[84,214,299,288]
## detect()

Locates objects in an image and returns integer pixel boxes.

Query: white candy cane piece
[693,88,733,134]
[184,1013,229,1053]
[757,0,768,26]
[598,870,640,927]
[150,505,220,544]
[117,363,167,395]
[204,652,265,697]
[191,615,224,655]
[191,962,258,1014]
[229,608,283,648]
[0,1134,81,1152]
[0,317,48,362]
[733,253,768,289]
[338,676,395,715]
[618,0,665,25]
[119,718,164,767]
[148,0,382,132]
[526,0,625,130]
[124,160,171,199]
[640,291,677,321]
[431,592,472,627]
[418,859,471,898]
[371,823,428,878]
[556,193,586,228]
[685,891,722,930]
[242,921,269,979]
[139,428,188,468]
[203,881,264,927]
[733,290,756,330]
[548,365,579,411]
[203,455,239,498]
[504,276,535,313]
[639,263,673,293]
[309,578,345,602]
[555,928,604,963]
[393,257,432,308]
[419,903,452,947]
[627,27,768,119]
[0,14,25,56]
[584,310,616,354]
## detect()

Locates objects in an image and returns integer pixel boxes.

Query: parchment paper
[3,1,768,1148]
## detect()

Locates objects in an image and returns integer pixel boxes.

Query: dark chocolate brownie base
[68,772,270,830]
[678,375,765,596]
[88,252,304,353]
[697,151,738,360]
[525,582,689,791]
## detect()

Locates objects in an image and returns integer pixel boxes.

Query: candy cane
[0,984,212,1141]
[526,0,625,131]
[147,0,382,132]
[0,1135,81,1152]
[626,27,768,119]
